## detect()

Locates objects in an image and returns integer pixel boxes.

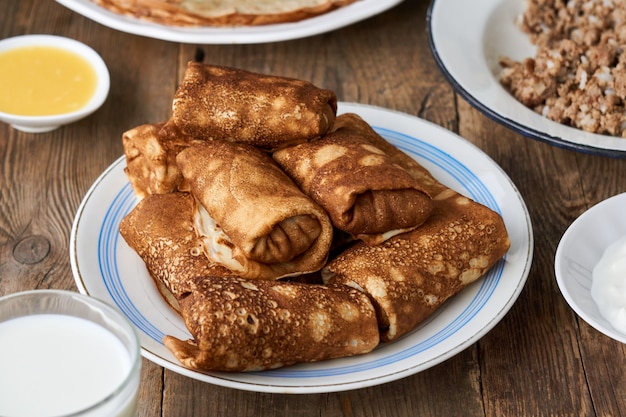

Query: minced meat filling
[499,0,626,137]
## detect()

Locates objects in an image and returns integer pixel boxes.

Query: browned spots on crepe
[119,192,237,309]
[325,189,510,342]
[171,63,337,150]
[163,276,379,372]
[176,140,334,280]
[273,113,434,244]
[117,65,512,373]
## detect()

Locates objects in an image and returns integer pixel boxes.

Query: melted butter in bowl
[0,45,98,116]
[0,35,110,133]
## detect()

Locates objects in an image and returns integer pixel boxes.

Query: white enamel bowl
[555,193,626,344]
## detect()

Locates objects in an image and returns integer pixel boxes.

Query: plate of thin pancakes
[55,0,403,44]
[70,102,533,393]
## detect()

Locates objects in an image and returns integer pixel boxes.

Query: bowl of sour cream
[0,34,110,133]
[555,192,626,344]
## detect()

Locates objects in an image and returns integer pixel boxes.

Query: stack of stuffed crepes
[119,192,238,311]
[118,63,510,373]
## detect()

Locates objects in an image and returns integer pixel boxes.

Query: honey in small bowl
[0,45,98,116]
[0,35,110,133]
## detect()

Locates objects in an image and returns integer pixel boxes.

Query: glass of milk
[0,289,141,417]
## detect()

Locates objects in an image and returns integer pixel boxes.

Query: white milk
[0,314,135,417]
[591,235,626,335]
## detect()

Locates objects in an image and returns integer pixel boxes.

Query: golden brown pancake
[171,62,337,150]
[91,0,358,27]
[119,192,238,310]
[324,188,511,342]
[273,113,434,244]
[163,276,379,372]
[176,141,334,280]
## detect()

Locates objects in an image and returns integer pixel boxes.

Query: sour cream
[591,235,626,335]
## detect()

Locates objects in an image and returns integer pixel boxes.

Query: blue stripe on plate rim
[97,125,505,379]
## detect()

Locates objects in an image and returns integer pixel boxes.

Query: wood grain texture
[1,0,625,416]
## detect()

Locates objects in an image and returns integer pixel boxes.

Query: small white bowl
[555,192,626,344]
[0,35,110,133]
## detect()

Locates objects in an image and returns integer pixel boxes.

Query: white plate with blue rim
[427,0,626,157]
[55,0,403,44]
[555,192,626,344]
[70,102,534,393]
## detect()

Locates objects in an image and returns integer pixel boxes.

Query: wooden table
[1,0,625,415]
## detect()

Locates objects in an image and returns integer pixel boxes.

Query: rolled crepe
[176,141,334,280]
[122,121,199,198]
[324,188,510,342]
[163,276,380,372]
[273,113,433,244]
[119,192,237,311]
[171,62,337,149]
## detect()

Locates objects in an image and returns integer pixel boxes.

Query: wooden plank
[3,0,626,415]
